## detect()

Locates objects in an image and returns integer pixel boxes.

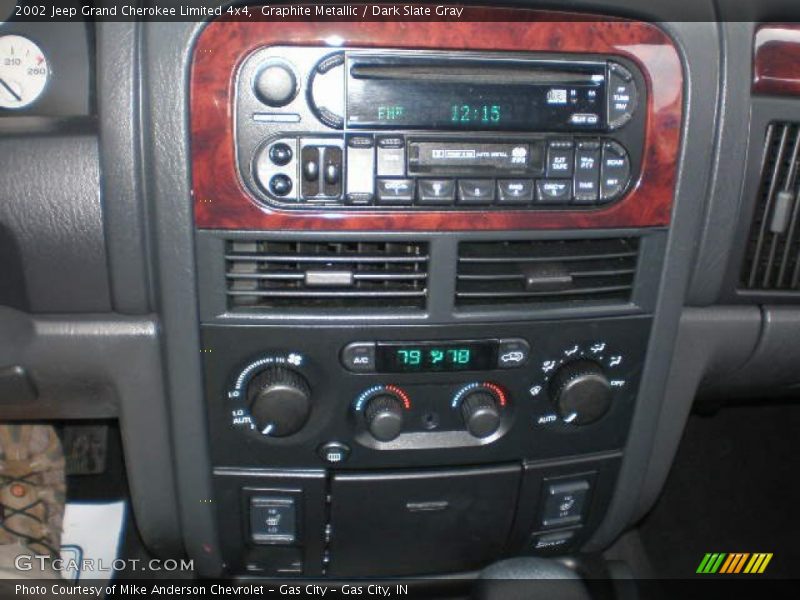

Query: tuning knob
[246,366,311,436]
[549,360,612,425]
[253,61,298,107]
[461,391,501,438]
[364,394,404,442]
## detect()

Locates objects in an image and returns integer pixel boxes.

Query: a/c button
[341,342,376,372]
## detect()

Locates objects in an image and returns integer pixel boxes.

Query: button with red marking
[354,385,412,442]
[452,382,508,438]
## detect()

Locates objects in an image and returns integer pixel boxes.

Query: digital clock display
[450,104,502,125]
[376,341,497,373]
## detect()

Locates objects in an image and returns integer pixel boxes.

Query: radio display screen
[376,341,497,373]
[346,57,607,131]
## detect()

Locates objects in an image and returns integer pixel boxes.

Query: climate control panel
[207,317,649,470]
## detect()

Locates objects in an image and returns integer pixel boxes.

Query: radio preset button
[497,179,534,204]
[457,179,495,205]
[546,141,575,178]
[341,342,376,372]
[600,141,631,202]
[535,179,572,204]
[418,179,456,205]
[573,141,601,203]
[377,179,415,204]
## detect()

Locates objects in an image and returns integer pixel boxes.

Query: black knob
[269,174,293,197]
[269,143,293,166]
[254,62,297,107]
[549,360,612,425]
[247,367,312,437]
[364,394,404,442]
[461,391,501,438]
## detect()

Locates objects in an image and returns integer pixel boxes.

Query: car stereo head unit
[345,55,619,131]
[234,46,645,211]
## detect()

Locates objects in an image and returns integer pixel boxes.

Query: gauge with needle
[0,35,50,110]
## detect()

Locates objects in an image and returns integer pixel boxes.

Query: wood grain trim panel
[191,9,683,231]
[753,24,800,97]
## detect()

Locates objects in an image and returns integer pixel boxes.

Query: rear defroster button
[319,442,351,464]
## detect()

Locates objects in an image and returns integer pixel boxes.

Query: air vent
[225,241,428,311]
[456,238,638,308]
[741,122,800,292]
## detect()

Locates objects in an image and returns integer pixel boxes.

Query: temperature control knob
[246,367,311,436]
[461,391,501,438]
[549,360,612,425]
[364,394,404,442]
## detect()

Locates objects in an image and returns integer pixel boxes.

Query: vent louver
[741,122,800,292]
[226,241,428,311]
[456,238,638,308]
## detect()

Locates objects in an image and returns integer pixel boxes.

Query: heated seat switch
[541,479,590,528]
[250,496,297,544]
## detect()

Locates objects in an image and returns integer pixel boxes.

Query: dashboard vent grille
[741,122,800,292]
[226,241,429,311]
[456,238,638,308]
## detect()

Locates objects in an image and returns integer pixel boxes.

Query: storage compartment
[328,464,521,576]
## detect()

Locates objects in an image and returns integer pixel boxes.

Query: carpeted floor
[638,401,800,579]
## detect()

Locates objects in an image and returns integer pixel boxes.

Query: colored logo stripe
[719,553,749,573]
[744,553,773,574]
[697,552,773,574]
[697,553,726,574]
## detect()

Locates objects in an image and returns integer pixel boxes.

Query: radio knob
[246,367,312,437]
[461,391,501,438]
[364,394,405,442]
[549,360,612,425]
[254,61,297,107]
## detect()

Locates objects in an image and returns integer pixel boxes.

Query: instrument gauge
[0,35,50,110]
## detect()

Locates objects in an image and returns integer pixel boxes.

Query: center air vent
[456,238,638,308]
[741,122,800,292]
[226,241,428,311]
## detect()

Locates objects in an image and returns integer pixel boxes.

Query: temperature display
[377,341,496,373]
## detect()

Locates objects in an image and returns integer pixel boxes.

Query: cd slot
[349,60,601,85]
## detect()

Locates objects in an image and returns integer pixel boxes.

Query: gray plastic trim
[195,228,666,325]
[140,9,720,573]
[141,19,223,575]
[686,22,755,306]
[586,21,723,551]
[97,22,153,314]
[0,134,111,313]
[0,307,181,556]
[632,306,761,521]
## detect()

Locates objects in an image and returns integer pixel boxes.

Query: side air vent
[741,122,800,292]
[226,241,428,311]
[456,238,639,308]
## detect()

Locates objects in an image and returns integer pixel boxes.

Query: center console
[190,8,682,578]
